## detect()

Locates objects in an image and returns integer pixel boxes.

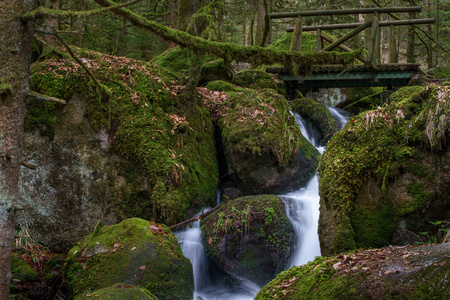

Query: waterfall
[176,108,349,299]
[282,109,348,268]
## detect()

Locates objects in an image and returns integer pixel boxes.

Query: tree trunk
[167,0,178,48]
[43,0,59,49]
[0,1,37,297]
[255,0,268,46]
[407,1,417,63]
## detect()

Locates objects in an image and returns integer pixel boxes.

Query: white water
[176,108,349,299]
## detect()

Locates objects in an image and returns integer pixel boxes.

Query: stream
[175,107,349,299]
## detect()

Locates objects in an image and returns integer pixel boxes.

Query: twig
[29,91,67,104]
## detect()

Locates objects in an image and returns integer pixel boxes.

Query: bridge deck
[267,64,420,89]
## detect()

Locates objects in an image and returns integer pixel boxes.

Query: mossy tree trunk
[167,0,178,48]
[255,0,269,47]
[0,1,36,297]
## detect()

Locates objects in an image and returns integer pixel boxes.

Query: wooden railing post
[290,16,303,52]
[368,11,380,64]
[388,24,397,63]
[316,28,323,51]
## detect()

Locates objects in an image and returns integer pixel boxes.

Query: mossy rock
[11,254,39,282]
[318,85,450,255]
[290,97,337,145]
[330,216,356,254]
[217,88,319,194]
[256,244,450,299]
[24,49,218,250]
[233,69,277,91]
[65,218,194,300]
[78,284,157,300]
[201,59,232,83]
[205,80,237,92]
[201,195,294,286]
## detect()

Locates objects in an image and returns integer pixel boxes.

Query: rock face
[19,51,219,252]
[318,85,450,255]
[205,88,319,195]
[65,218,194,300]
[256,243,450,299]
[201,195,295,287]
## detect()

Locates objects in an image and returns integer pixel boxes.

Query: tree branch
[92,0,362,73]
[28,91,66,104]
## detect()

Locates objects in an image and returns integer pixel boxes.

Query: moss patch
[78,284,157,300]
[11,254,39,282]
[65,218,193,300]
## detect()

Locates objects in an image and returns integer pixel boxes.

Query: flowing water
[176,107,349,299]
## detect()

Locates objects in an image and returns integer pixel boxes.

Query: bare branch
[29,91,66,104]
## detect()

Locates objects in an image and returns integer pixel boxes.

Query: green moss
[319,85,449,215]
[65,218,193,300]
[268,32,317,53]
[331,216,356,254]
[205,80,237,92]
[78,284,157,300]
[396,181,433,216]
[350,204,396,249]
[290,97,337,144]
[30,49,219,225]
[233,69,277,90]
[11,254,39,282]
[0,83,13,94]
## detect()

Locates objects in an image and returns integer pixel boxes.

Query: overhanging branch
[93,0,362,73]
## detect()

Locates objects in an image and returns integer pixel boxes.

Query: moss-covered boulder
[65,218,193,300]
[11,254,39,282]
[205,88,319,194]
[256,243,450,299]
[201,195,295,286]
[78,284,157,300]
[318,85,450,255]
[19,49,218,252]
[233,69,278,91]
[290,97,337,145]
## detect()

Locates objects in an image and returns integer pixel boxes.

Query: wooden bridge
[265,6,434,92]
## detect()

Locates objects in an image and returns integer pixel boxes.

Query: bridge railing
[267,6,435,65]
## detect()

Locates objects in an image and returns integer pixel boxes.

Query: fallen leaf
[139,265,146,270]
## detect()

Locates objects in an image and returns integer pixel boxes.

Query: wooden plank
[269,6,422,19]
[290,16,303,52]
[286,18,435,32]
[321,20,372,52]
[316,29,323,51]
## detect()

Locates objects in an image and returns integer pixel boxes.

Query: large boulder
[65,218,194,300]
[318,85,450,255]
[256,243,450,299]
[202,87,319,194]
[19,50,219,252]
[201,195,295,286]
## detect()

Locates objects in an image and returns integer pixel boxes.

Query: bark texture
[0,0,36,297]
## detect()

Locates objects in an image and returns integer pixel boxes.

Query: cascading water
[175,207,260,300]
[282,109,348,267]
[176,108,349,299]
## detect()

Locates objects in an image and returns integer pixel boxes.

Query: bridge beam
[320,20,372,52]
[270,6,422,19]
